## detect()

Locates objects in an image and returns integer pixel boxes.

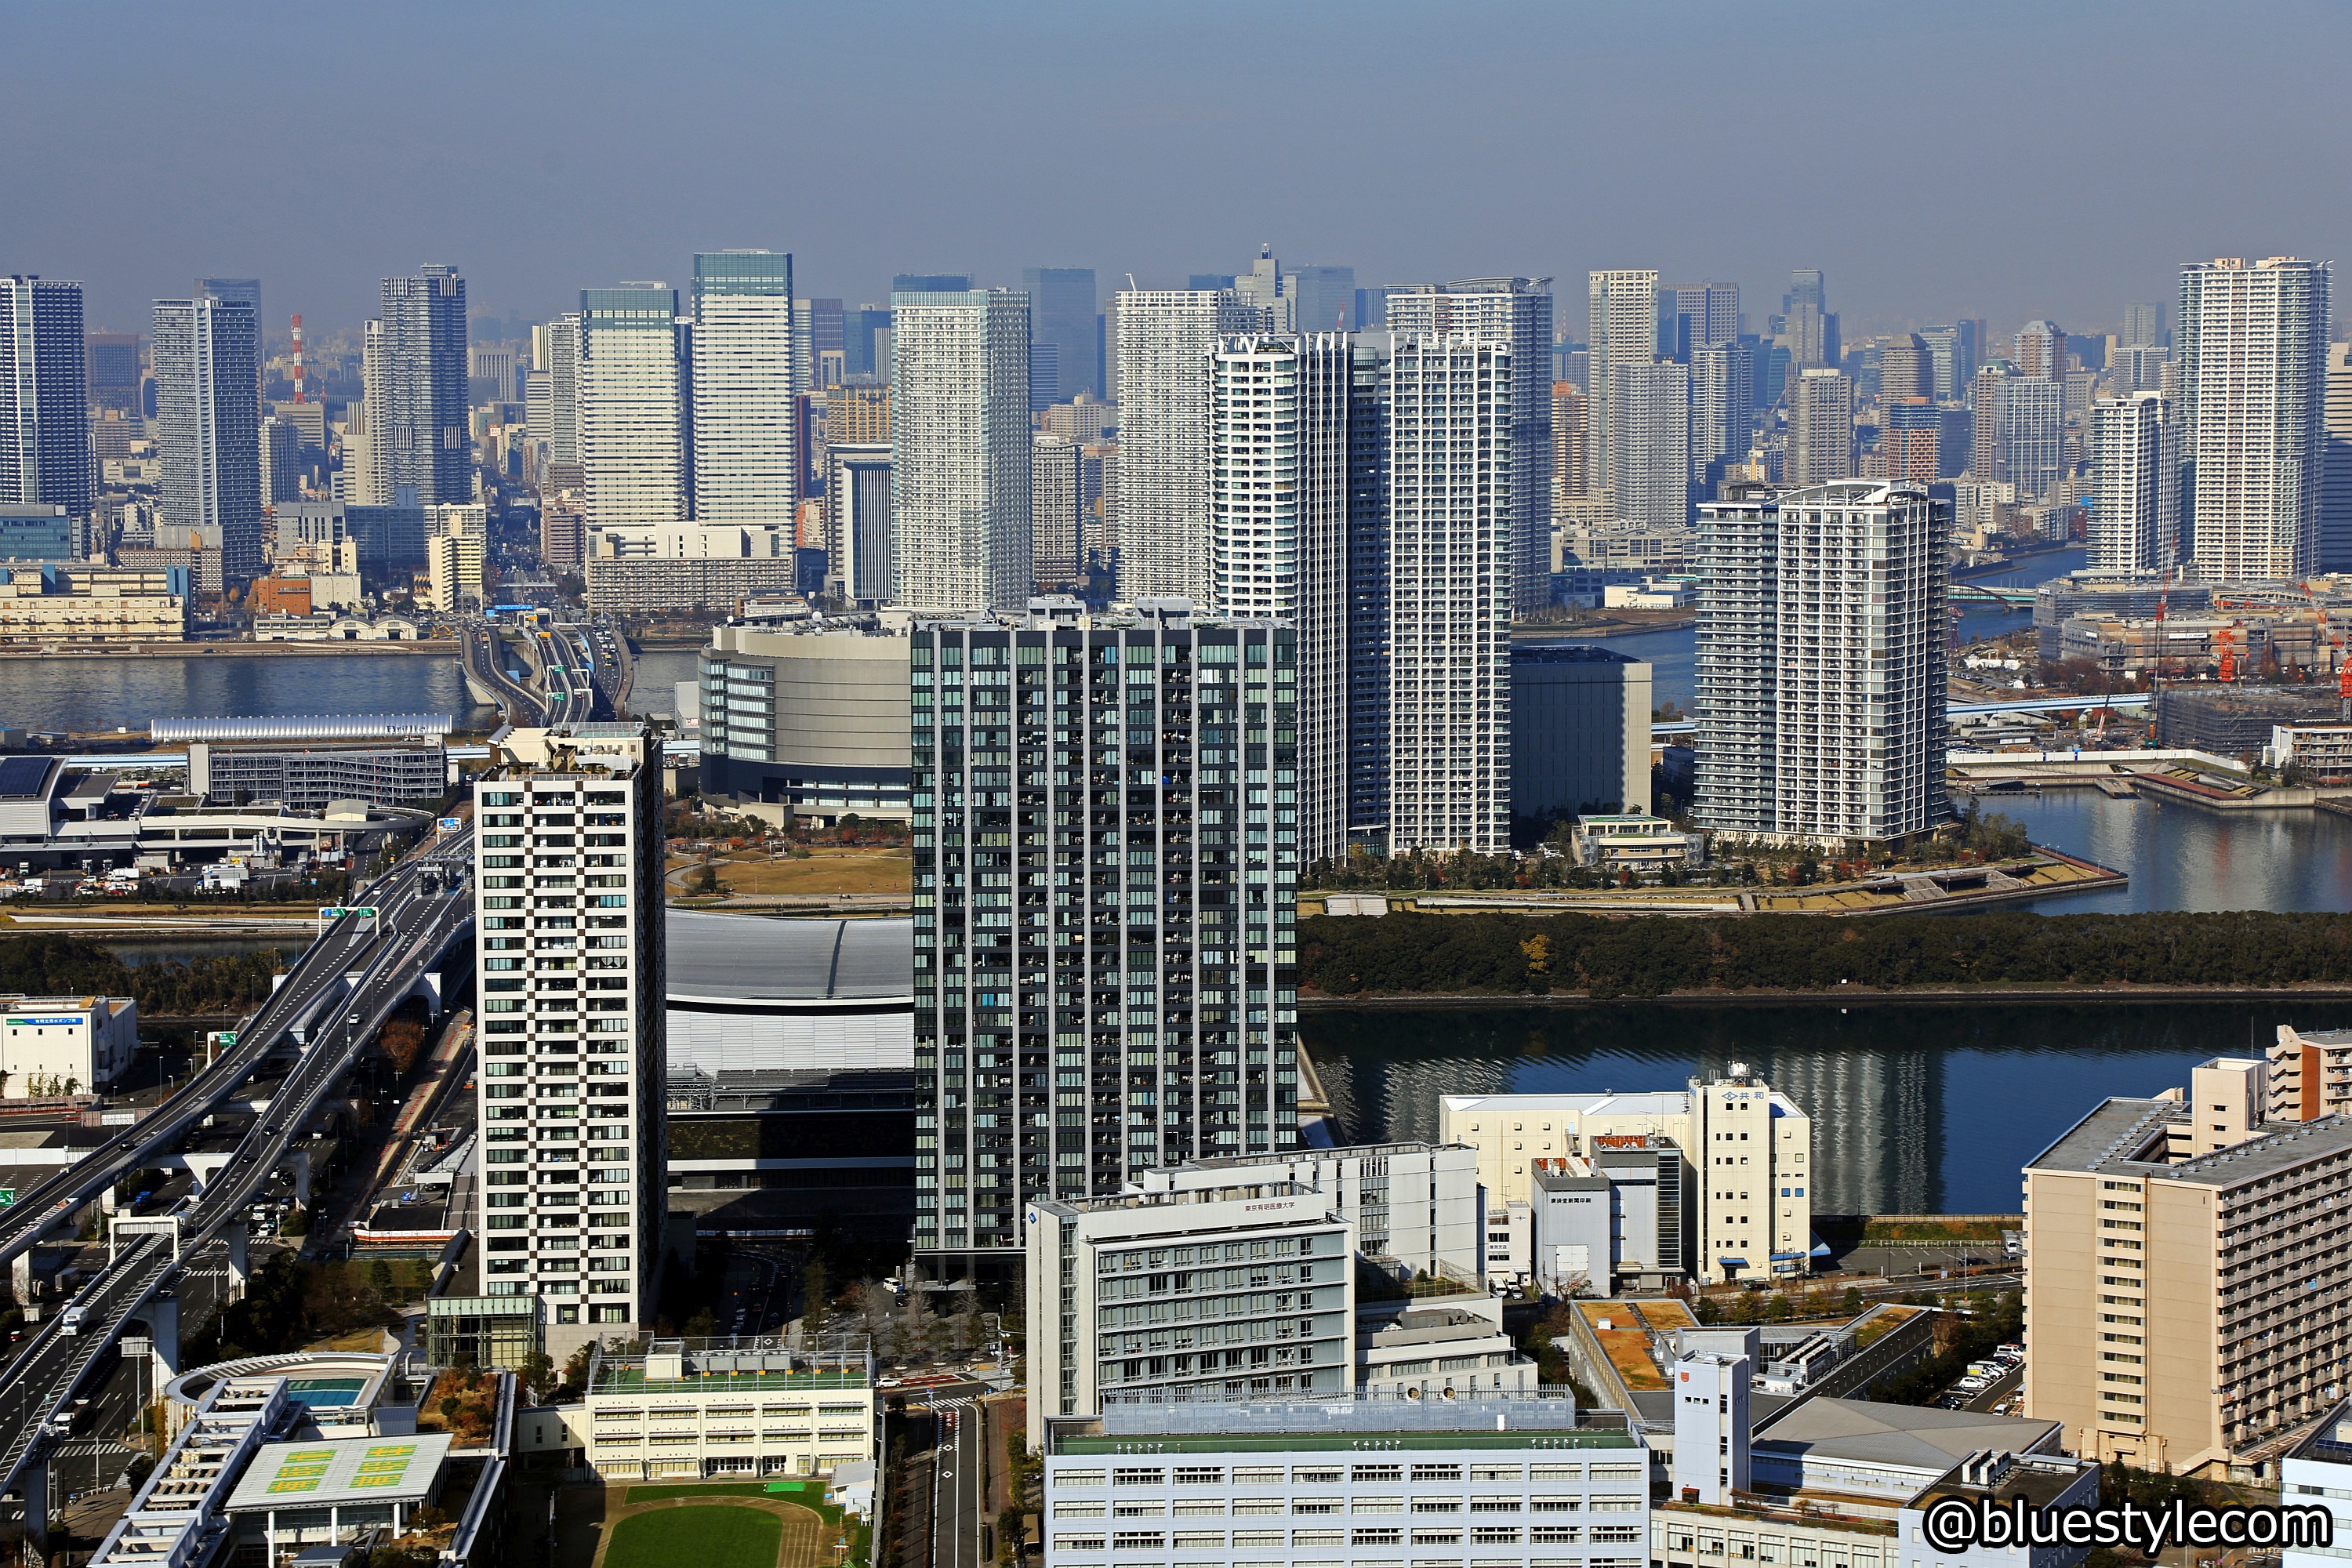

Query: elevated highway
[0,829,477,1505]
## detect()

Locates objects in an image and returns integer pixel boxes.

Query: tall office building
[1785,368,1854,485]
[2015,320,2066,380]
[0,277,92,521]
[1659,281,1739,361]
[1111,289,1261,601]
[1388,278,1554,615]
[531,314,583,474]
[2177,256,2332,581]
[152,296,263,581]
[372,266,471,505]
[1918,325,1973,401]
[1786,270,1825,313]
[1552,379,1588,506]
[1232,246,1289,328]
[260,416,303,505]
[909,604,1299,1268]
[689,250,797,532]
[890,286,1031,612]
[1209,333,1354,867]
[1287,264,1356,333]
[1689,342,1751,492]
[1022,269,1098,401]
[2121,301,2165,349]
[1694,482,1949,844]
[85,330,140,416]
[473,724,667,1352]
[1586,270,1659,494]
[1609,358,1690,528]
[2325,343,2352,572]
[2087,393,2179,574]
[825,442,892,601]
[579,285,688,530]
[1385,336,1514,854]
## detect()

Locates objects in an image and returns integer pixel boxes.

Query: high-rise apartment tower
[909,604,1299,1270]
[472,724,668,1355]
[890,287,1032,612]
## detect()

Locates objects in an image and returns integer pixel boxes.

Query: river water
[1304,997,2348,1215]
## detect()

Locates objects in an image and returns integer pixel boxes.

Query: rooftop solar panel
[0,757,54,799]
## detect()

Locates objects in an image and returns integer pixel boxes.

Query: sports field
[603,1504,783,1568]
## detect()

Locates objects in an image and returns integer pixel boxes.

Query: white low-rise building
[1044,1397,1650,1568]
[2283,1400,2352,1568]
[1136,1141,1486,1283]
[1443,1067,1814,1285]
[579,1336,878,1482]
[1025,1182,1356,1446]
[1571,813,1705,872]
[0,995,138,1095]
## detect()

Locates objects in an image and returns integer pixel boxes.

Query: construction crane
[2217,625,2238,684]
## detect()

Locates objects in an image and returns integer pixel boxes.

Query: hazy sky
[9,0,2350,346]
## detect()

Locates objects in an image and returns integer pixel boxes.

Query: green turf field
[604,1504,782,1568]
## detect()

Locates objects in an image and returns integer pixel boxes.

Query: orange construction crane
[2218,626,2238,684]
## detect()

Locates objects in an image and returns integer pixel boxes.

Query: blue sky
[7,0,2348,343]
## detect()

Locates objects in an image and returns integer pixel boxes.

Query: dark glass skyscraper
[376,264,471,505]
[0,277,92,521]
[1022,267,1099,401]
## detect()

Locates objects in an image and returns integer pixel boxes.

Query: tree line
[0,934,284,1016]
[1298,909,2352,999]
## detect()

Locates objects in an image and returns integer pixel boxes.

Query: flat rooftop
[225,1432,452,1511]
[1912,1454,2096,1511]
[2029,1096,2352,1186]
[1052,1428,1639,1454]
[666,912,913,1004]
[1753,1396,2060,1474]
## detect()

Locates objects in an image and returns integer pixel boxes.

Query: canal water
[0,653,495,735]
[1303,997,2349,1216]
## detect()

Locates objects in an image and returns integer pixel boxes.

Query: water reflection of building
[1717,1047,1939,1217]
[1306,1030,1941,1218]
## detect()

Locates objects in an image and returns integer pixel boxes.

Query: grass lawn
[667,846,911,898]
[605,1504,782,1568]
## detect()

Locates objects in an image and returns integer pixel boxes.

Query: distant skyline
[7,1,2349,344]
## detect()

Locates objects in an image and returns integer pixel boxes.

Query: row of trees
[1300,908,2352,998]
[0,934,285,1016]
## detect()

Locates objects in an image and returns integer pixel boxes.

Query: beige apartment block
[2270,1026,2352,1123]
[1441,1064,1813,1285]
[2024,1077,2352,1476]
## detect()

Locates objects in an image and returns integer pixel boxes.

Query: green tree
[519,1350,558,1404]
